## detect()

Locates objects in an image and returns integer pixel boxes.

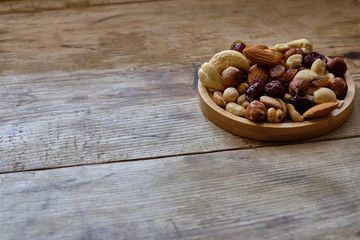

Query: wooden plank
[1,137,359,239]
[0,68,359,173]
[0,0,359,75]
[0,0,359,172]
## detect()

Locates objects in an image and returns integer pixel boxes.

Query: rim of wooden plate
[198,72,355,141]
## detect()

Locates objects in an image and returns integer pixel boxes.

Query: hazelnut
[213,91,227,107]
[223,87,239,103]
[329,77,347,99]
[326,57,347,77]
[284,48,305,60]
[221,66,244,87]
[245,100,267,121]
[289,77,310,96]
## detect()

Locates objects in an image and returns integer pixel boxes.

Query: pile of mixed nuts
[198,39,348,122]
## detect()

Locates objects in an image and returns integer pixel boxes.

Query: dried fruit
[245,81,265,102]
[230,40,247,53]
[303,52,327,68]
[289,77,309,96]
[264,80,285,98]
[221,66,244,87]
[326,57,347,77]
[310,76,330,88]
[289,95,315,115]
[213,91,227,107]
[245,100,267,121]
[243,47,282,67]
[303,102,338,119]
[270,64,286,78]
[328,77,347,99]
[223,87,240,103]
[248,64,269,85]
[272,68,298,83]
[313,87,337,104]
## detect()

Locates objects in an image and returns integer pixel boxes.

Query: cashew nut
[274,39,313,54]
[209,50,250,75]
[287,104,304,122]
[294,69,318,81]
[313,87,337,104]
[285,54,303,69]
[311,58,326,76]
[198,62,226,91]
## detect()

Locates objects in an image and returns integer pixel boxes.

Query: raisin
[289,95,315,115]
[245,81,265,103]
[272,68,298,83]
[264,80,285,98]
[270,64,286,78]
[303,52,327,68]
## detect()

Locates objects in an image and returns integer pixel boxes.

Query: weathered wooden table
[1,0,360,239]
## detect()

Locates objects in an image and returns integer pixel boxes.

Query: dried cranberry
[245,81,265,102]
[264,80,285,98]
[303,52,327,68]
[289,95,315,115]
[231,42,246,53]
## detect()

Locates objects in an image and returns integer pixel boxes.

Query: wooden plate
[198,72,355,141]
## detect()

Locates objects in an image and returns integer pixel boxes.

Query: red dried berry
[264,80,285,98]
[303,52,327,68]
[245,81,265,103]
[289,95,315,115]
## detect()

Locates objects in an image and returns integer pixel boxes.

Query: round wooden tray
[198,72,355,141]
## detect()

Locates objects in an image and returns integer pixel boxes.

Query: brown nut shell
[221,66,244,87]
[326,57,347,77]
[289,77,310,96]
[328,77,348,99]
[245,100,267,121]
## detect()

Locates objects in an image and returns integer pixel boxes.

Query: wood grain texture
[1,137,360,240]
[198,73,355,141]
[0,0,360,172]
[0,0,360,239]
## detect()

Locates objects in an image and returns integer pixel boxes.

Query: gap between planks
[1,135,359,175]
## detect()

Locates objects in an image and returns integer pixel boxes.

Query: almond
[303,102,338,119]
[248,64,269,85]
[243,47,282,67]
